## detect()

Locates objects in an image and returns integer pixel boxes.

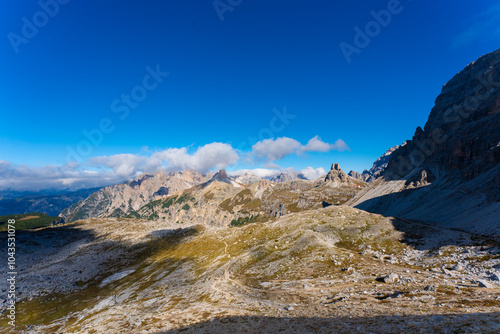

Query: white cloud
[0,142,239,191]
[251,137,302,161]
[299,166,327,180]
[229,166,327,181]
[302,136,350,152]
[91,154,147,178]
[0,160,122,191]
[90,143,239,179]
[302,136,333,152]
[251,136,349,162]
[0,136,348,191]
[330,139,350,152]
[262,161,281,169]
[151,142,239,172]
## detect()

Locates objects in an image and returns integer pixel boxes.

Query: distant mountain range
[56,141,423,225]
[60,164,366,224]
[0,188,101,216]
[60,170,214,222]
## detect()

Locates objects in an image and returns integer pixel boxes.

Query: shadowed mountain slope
[350,48,500,236]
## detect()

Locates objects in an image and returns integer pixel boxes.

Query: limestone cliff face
[384,48,500,181]
[351,49,500,236]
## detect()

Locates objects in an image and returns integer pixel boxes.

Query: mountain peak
[324,163,349,183]
[330,163,342,171]
[213,169,228,181]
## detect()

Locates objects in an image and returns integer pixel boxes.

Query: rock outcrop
[348,170,363,180]
[324,163,351,184]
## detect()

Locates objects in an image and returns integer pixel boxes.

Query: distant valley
[0,188,101,217]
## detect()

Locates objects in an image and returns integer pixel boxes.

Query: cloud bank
[0,160,123,191]
[149,143,239,172]
[298,166,327,180]
[251,136,349,162]
[0,136,348,191]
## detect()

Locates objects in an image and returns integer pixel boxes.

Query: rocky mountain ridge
[348,145,401,182]
[131,164,365,227]
[351,48,500,236]
[60,170,214,222]
[60,164,359,223]
[269,171,308,183]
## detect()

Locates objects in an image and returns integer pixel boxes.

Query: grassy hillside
[5,206,500,333]
[0,212,63,231]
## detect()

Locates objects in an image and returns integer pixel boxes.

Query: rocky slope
[60,170,213,222]
[2,205,499,333]
[350,49,500,236]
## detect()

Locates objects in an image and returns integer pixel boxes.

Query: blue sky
[0,0,499,190]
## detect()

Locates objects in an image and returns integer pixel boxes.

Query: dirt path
[210,240,234,302]
[19,215,40,220]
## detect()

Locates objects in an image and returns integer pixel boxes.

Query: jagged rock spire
[213,169,228,180]
[324,163,349,183]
